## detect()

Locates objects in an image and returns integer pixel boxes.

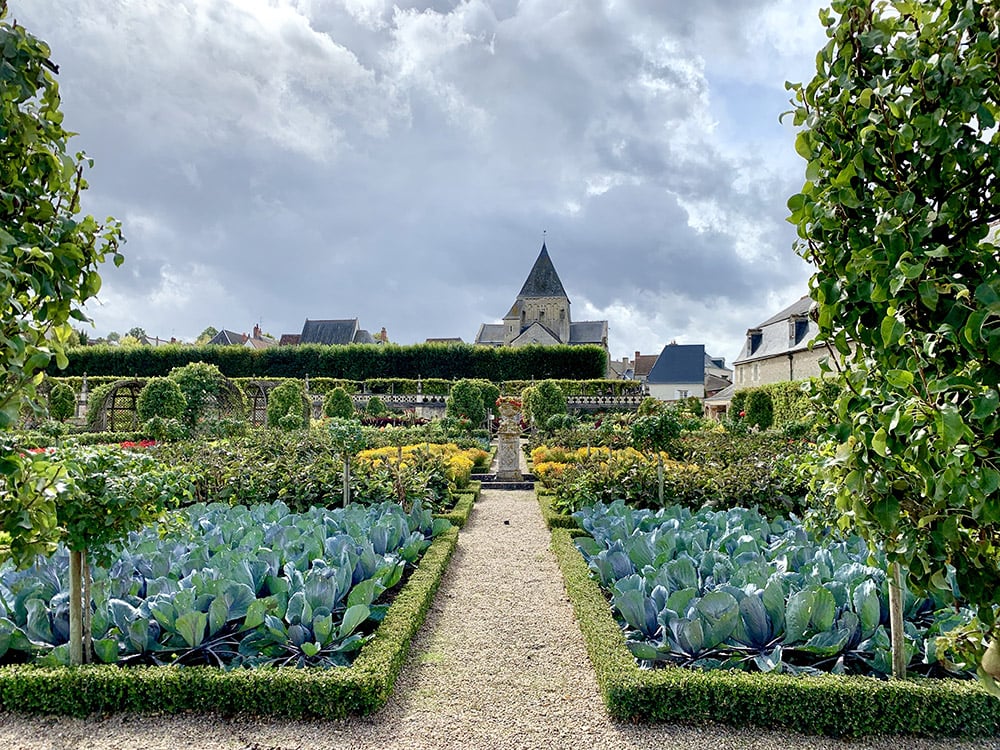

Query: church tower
[502,243,571,344]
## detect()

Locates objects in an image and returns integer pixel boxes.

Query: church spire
[517,242,568,298]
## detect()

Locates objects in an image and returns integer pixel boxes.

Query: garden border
[537,489,579,530]
[550,527,1000,738]
[434,481,481,528]
[0,526,460,718]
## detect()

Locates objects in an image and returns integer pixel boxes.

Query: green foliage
[0,525,459,717]
[636,397,664,416]
[266,381,310,430]
[328,418,366,457]
[786,0,1000,670]
[576,500,969,679]
[46,383,76,423]
[522,380,567,428]
[136,377,186,423]
[446,380,485,426]
[469,379,500,417]
[630,410,684,455]
[323,387,356,419]
[551,528,1000,737]
[169,362,228,428]
[743,389,774,430]
[0,8,124,430]
[51,343,607,381]
[142,416,187,442]
[365,396,388,416]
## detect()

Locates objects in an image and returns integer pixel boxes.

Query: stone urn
[495,398,522,481]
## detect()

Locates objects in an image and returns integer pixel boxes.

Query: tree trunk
[68,549,84,666]
[888,561,907,679]
[657,453,664,507]
[82,551,92,664]
[342,454,351,508]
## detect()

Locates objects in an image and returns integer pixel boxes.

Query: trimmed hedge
[433,481,481,528]
[550,528,1000,737]
[49,343,607,381]
[537,490,579,530]
[0,525,460,718]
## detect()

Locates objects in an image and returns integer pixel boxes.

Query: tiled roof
[633,354,659,378]
[279,334,300,346]
[517,243,568,299]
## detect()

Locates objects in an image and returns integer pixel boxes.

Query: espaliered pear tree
[0,2,124,566]
[787,0,1000,684]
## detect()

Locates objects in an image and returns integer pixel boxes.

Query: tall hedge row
[48,343,607,381]
[732,379,840,427]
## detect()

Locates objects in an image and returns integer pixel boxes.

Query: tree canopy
[0,4,124,564]
[787,0,1000,679]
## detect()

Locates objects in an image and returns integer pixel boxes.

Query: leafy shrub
[268,381,310,429]
[630,410,684,456]
[169,362,229,428]
[636,397,664,416]
[85,383,115,431]
[365,395,388,416]
[136,377,187,423]
[47,383,76,422]
[744,389,774,430]
[522,380,567,428]
[324,387,356,419]
[142,416,188,442]
[446,380,485,426]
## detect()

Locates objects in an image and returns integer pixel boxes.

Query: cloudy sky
[16,0,828,365]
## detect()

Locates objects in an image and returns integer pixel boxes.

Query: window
[676,389,689,399]
[539,310,545,321]
[560,309,565,320]
[749,329,763,354]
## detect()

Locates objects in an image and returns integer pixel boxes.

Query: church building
[474,243,608,356]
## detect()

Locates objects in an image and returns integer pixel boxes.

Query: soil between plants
[1,474,998,748]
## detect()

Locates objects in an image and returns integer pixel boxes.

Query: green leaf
[175,611,207,649]
[880,316,904,347]
[93,638,119,664]
[338,604,370,639]
[301,641,320,658]
[885,370,913,389]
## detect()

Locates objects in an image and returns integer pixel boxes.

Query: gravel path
[1,475,998,748]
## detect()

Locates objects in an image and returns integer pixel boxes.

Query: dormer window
[748,329,763,355]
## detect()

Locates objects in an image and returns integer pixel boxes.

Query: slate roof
[207,329,246,346]
[733,295,819,365]
[647,344,707,384]
[517,243,568,299]
[705,382,736,403]
[426,337,465,344]
[300,319,361,346]
[705,373,733,395]
[353,329,376,344]
[475,323,505,345]
[568,321,606,345]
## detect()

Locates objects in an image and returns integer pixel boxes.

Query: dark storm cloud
[14,0,827,360]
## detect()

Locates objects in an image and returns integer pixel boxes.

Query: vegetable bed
[0,501,459,717]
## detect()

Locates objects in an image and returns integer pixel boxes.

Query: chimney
[634,350,640,362]
[253,324,261,339]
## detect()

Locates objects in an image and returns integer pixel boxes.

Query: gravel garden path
[0,452,997,748]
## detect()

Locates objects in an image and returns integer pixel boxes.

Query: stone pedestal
[495,401,522,481]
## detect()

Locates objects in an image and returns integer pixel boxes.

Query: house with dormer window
[731,295,828,389]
